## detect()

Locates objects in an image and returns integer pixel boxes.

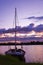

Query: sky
[0,0,43,42]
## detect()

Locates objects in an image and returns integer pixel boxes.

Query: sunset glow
[0,31,43,38]
[0,0,43,42]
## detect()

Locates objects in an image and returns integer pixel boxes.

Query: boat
[5,8,25,61]
[5,48,25,56]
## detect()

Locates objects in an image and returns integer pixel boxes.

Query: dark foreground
[0,55,43,65]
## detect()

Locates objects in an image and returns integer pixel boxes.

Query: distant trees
[0,41,43,45]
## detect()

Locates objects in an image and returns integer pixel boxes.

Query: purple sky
[0,0,43,42]
[0,0,43,29]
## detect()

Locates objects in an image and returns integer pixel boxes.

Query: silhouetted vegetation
[0,41,43,45]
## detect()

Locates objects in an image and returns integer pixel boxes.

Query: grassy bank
[0,55,43,65]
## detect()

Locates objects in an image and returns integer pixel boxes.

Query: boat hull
[5,49,25,61]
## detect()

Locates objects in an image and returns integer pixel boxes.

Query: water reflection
[0,45,43,63]
[24,45,43,63]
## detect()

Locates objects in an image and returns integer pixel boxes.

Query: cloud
[0,24,43,42]
[0,29,6,34]
[0,23,43,34]
[21,23,34,33]
[26,16,43,20]
[0,36,43,43]
[20,24,43,32]
[34,24,43,32]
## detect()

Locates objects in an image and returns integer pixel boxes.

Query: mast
[15,8,17,49]
[15,8,23,50]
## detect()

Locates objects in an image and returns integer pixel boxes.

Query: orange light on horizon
[0,31,43,38]
[35,32,43,37]
[27,31,35,37]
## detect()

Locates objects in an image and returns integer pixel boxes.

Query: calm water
[0,45,43,63]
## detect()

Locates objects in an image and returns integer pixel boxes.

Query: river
[0,45,43,63]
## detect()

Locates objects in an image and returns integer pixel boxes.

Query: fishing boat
[5,8,25,61]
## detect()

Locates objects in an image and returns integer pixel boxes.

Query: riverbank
[0,41,43,45]
[0,55,43,65]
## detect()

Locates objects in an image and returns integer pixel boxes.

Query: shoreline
[0,55,43,65]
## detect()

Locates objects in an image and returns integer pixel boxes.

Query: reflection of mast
[21,45,23,49]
